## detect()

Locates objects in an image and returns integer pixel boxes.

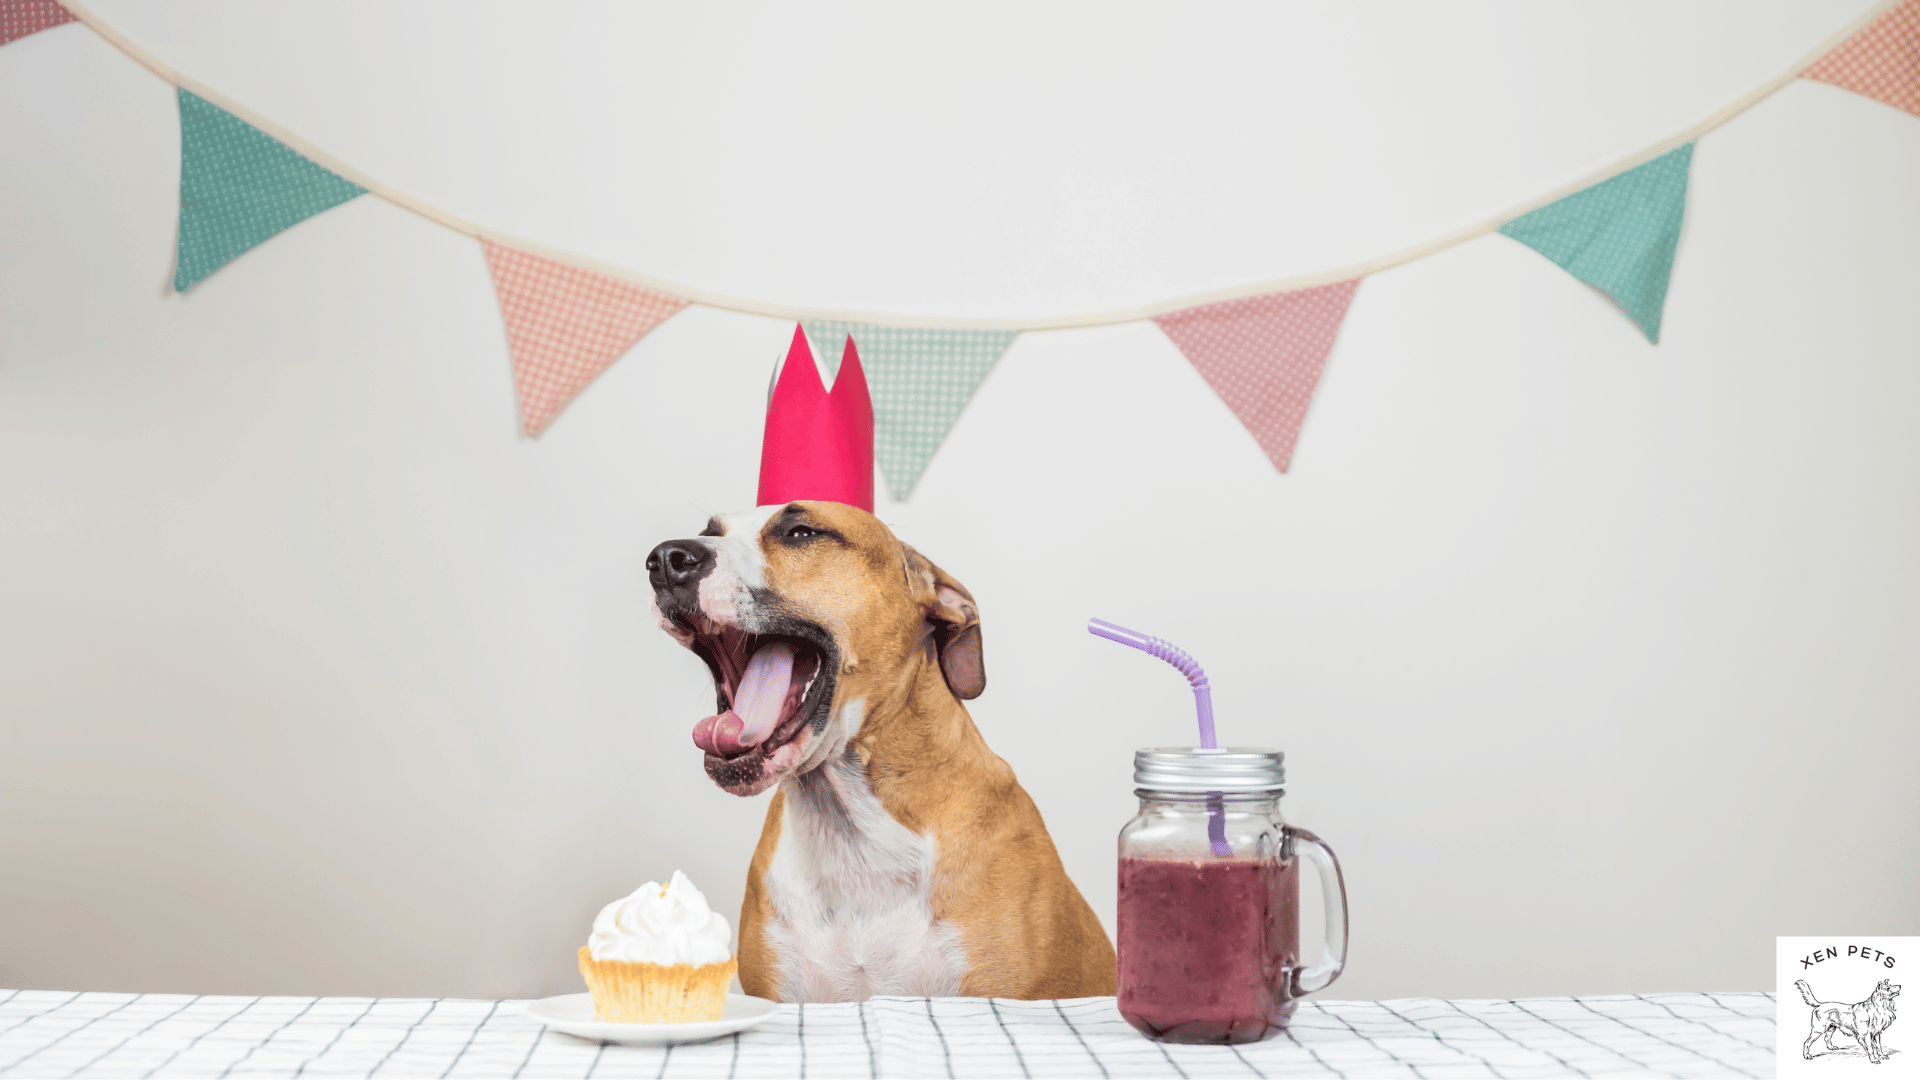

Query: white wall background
[2,0,1916,1001]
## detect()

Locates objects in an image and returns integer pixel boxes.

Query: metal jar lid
[1133,747,1286,792]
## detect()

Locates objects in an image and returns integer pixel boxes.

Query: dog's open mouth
[682,617,833,769]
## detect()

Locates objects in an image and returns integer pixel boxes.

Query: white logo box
[1777,937,1913,1078]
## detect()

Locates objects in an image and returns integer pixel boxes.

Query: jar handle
[1285,826,1349,995]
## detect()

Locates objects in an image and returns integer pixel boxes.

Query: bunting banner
[799,322,1018,501]
[0,0,71,46]
[1151,281,1362,473]
[484,243,689,436]
[174,88,366,292]
[4,0,1918,490]
[1497,143,1693,344]
[1799,0,1920,117]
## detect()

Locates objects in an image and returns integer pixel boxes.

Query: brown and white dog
[1797,978,1901,1063]
[645,500,1116,1002]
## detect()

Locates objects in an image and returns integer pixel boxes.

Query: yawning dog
[1797,978,1901,1063]
[646,500,1117,1002]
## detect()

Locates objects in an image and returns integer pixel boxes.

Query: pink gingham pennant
[1153,279,1361,473]
[484,242,688,436]
[0,0,74,47]
[1800,0,1920,118]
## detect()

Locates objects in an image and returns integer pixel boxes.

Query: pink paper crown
[757,325,874,511]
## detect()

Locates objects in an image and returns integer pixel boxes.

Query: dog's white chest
[761,760,968,1002]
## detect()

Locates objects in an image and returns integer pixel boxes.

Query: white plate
[525,992,780,1045]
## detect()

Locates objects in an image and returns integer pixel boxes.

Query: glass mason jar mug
[1117,748,1349,1044]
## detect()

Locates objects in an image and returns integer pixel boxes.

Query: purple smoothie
[1117,855,1300,1043]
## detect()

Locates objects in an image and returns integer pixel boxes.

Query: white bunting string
[51,0,1905,331]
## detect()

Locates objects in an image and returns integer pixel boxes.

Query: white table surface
[0,988,1778,1079]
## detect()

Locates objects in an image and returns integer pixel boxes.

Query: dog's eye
[786,524,820,539]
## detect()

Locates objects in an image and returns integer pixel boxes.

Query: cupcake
[577,870,737,1023]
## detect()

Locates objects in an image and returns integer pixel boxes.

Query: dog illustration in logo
[1796,978,1901,1064]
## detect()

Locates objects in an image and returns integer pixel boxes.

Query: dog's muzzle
[647,538,837,797]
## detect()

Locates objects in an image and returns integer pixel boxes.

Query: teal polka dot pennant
[801,321,1019,502]
[1498,143,1692,344]
[174,88,367,292]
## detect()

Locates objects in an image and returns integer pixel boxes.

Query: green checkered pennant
[802,321,1018,502]
[1499,143,1692,343]
[174,89,366,292]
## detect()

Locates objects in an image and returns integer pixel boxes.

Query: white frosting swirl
[587,870,733,966]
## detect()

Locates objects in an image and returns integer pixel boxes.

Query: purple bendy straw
[1088,618,1232,856]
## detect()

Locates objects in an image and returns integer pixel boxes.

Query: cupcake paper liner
[577,946,738,1023]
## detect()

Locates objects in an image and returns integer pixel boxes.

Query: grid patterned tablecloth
[0,988,1778,1079]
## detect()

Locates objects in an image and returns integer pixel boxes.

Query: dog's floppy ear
[902,544,985,700]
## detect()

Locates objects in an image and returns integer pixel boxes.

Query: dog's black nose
[647,539,715,589]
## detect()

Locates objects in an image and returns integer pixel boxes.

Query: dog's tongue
[691,642,795,756]
[692,710,749,755]
[734,642,796,742]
